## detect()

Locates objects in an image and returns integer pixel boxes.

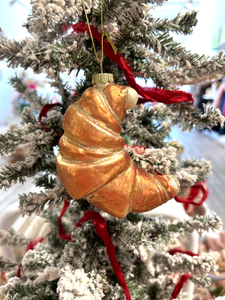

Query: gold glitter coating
[92,73,114,85]
[104,84,127,123]
[56,83,180,218]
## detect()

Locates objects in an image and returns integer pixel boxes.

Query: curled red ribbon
[167,247,197,299]
[58,199,132,300]
[170,274,191,300]
[168,247,198,257]
[174,181,208,207]
[58,198,71,241]
[17,237,44,278]
[62,22,194,105]
[39,103,62,131]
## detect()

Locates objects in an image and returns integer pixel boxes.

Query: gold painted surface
[78,87,121,133]
[59,135,117,162]
[131,168,163,213]
[56,151,131,200]
[124,87,139,110]
[104,84,127,122]
[154,174,180,200]
[88,162,136,219]
[92,73,114,85]
[63,103,124,150]
[131,168,180,213]
[56,83,180,218]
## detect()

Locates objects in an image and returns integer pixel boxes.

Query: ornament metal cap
[92,73,114,85]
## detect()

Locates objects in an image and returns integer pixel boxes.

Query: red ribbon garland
[39,103,62,131]
[174,181,208,208]
[62,22,194,105]
[17,237,44,278]
[169,274,191,300]
[168,247,199,257]
[58,199,132,300]
[168,248,197,299]
[39,103,62,124]
[58,198,72,241]
[58,199,196,300]
[154,170,208,208]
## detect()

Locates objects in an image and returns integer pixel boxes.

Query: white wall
[0,0,31,125]
[152,0,225,56]
[183,0,225,56]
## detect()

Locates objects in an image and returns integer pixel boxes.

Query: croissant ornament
[56,73,180,218]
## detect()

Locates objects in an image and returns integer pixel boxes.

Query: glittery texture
[56,80,180,218]
[92,73,114,85]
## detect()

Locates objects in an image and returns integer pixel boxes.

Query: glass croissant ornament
[56,74,180,218]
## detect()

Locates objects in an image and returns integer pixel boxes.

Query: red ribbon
[62,22,194,105]
[17,237,44,278]
[58,198,72,241]
[168,247,199,257]
[174,181,208,207]
[39,103,62,130]
[170,274,191,300]
[153,170,208,211]
[167,247,196,299]
[58,199,131,300]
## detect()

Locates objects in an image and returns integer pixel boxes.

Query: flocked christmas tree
[0,0,225,299]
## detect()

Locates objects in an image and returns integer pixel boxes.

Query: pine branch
[0,35,92,78]
[22,248,56,273]
[144,50,225,86]
[169,157,212,196]
[0,277,58,300]
[136,57,174,89]
[0,157,56,190]
[179,158,212,182]
[50,76,72,110]
[40,109,64,135]
[0,229,30,248]
[0,108,64,190]
[152,251,214,283]
[58,265,106,300]
[169,68,223,85]
[171,103,225,131]
[19,177,66,216]
[125,145,178,174]
[0,121,54,156]
[108,212,222,251]
[34,173,57,189]
[151,212,222,239]
[145,34,225,81]
[122,104,225,148]
[0,256,18,273]
[114,8,197,49]
[94,0,169,27]
[0,122,41,157]
[112,6,225,84]
[150,11,198,35]
[121,105,176,148]
[9,74,27,93]
[25,0,89,40]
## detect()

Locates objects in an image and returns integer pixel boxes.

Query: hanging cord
[81,0,117,73]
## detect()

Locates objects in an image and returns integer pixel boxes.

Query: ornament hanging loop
[100,62,103,73]
[82,0,117,73]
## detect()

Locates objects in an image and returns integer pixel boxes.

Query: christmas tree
[0,0,225,299]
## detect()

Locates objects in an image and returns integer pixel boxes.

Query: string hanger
[82,0,117,73]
